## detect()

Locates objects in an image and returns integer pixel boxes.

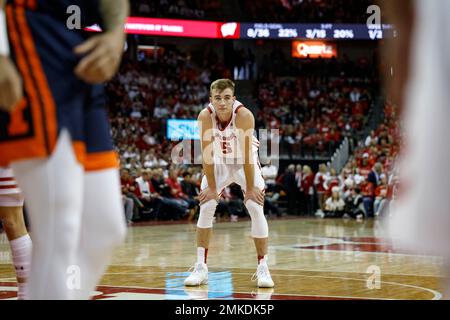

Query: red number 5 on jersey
[221,141,232,154]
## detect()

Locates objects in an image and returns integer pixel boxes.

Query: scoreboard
[240,23,394,40]
[88,18,394,40]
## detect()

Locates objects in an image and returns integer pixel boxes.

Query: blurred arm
[99,0,129,34]
[198,109,217,192]
[235,108,255,192]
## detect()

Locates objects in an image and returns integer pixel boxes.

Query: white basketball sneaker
[184,262,208,286]
[252,263,275,288]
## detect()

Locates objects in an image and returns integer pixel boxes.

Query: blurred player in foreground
[0,0,129,299]
[0,167,31,299]
[383,0,450,298]
[184,79,274,288]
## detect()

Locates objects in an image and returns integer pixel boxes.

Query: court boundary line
[102,270,442,300]
[96,282,440,300]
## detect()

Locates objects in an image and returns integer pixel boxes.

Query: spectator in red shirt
[120,168,148,220]
[359,154,372,177]
[166,168,197,211]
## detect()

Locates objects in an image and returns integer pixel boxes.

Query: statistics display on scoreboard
[88,17,394,40]
[240,23,394,40]
[167,119,200,140]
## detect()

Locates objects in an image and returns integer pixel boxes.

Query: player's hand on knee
[198,188,219,205]
[244,188,265,206]
[0,56,23,112]
[74,30,125,84]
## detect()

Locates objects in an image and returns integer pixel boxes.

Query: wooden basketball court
[0,217,444,300]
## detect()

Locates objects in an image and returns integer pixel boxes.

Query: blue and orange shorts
[0,0,117,171]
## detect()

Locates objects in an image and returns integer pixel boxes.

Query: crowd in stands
[265,101,400,220]
[256,47,379,159]
[256,74,375,159]
[120,166,202,224]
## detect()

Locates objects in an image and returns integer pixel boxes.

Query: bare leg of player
[0,206,32,300]
[196,227,212,249]
[253,238,268,257]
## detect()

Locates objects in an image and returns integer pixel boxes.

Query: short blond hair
[302,165,312,175]
[210,79,235,95]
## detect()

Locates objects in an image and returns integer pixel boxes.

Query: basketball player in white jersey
[184,79,274,288]
[0,167,32,299]
[383,0,450,297]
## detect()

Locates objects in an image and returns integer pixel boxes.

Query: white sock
[197,247,207,264]
[258,255,268,266]
[9,234,32,300]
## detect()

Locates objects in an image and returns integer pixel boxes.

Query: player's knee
[197,199,218,228]
[245,200,269,238]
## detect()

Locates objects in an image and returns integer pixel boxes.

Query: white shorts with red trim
[0,193,25,207]
[200,153,265,194]
[0,167,24,207]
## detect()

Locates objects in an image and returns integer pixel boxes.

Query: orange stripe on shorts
[85,151,120,172]
[72,141,87,167]
[14,6,58,152]
[0,5,47,165]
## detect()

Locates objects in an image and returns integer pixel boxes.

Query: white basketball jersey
[0,167,21,195]
[206,100,259,164]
